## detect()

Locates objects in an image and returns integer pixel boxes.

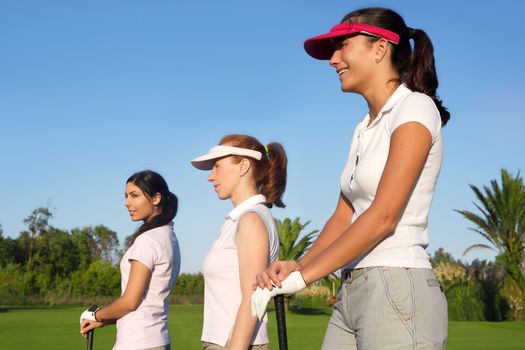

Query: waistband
[341,267,368,282]
[341,266,433,283]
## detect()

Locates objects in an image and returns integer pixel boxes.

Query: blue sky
[1,0,524,273]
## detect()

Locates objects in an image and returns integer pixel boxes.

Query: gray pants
[321,267,447,350]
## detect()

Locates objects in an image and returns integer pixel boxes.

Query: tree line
[0,208,204,305]
[1,169,523,321]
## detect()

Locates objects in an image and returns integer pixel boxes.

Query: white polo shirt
[201,194,280,347]
[115,223,181,350]
[340,84,442,269]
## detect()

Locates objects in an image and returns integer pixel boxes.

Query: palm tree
[275,217,318,310]
[455,169,525,292]
[275,217,318,261]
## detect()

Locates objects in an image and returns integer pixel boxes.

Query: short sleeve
[386,92,441,142]
[127,233,157,270]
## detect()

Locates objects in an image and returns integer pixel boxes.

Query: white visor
[191,145,262,170]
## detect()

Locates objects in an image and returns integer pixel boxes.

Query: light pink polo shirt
[114,223,181,350]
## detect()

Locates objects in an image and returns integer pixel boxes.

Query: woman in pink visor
[192,134,287,350]
[254,7,450,349]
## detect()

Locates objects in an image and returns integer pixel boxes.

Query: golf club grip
[86,304,98,350]
[274,295,288,350]
[87,331,94,350]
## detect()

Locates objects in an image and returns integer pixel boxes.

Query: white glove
[251,271,306,320]
[79,308,99,324]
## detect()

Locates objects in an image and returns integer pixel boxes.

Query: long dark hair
[220,134,287,208]
[127,170,178,243]
[342,7,450,126]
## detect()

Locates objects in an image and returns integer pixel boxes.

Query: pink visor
[304,23,400,60]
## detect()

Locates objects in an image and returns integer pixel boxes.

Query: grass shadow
[289,306,332,316]
[0,305,79,313]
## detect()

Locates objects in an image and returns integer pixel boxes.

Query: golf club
[274,295,288,350]
[86,304,98,350]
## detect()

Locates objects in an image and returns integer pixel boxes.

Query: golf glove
[80,307,100,324]
[251,271,306,320]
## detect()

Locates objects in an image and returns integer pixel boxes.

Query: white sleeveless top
[201,194,280,346]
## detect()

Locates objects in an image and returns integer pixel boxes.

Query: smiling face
[124,182,159,222]
[207,156,242,201]
[329,35,377,93]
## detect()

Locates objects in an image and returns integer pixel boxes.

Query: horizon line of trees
[0,207,206,305]
[1,168,523,321]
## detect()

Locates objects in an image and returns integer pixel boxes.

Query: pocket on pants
[379,267,415,326]
[426,275,448,326]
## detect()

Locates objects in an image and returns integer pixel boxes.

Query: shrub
[70,260,120,297]
[170,273,204,304]
[293,284,332,308]
[434,263,485,321]
[503,278,525,320]
[0,264,26,304]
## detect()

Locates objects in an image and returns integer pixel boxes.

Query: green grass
[0,305,524,349]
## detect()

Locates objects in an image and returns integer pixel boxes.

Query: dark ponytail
[342,7,450,126]
[127,170,178,244]
[405,28,450,126]
[219,134,288,208]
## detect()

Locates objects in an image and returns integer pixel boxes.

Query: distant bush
[503,279,525,320]
[70,260,121,297]
[434,262,485,320]
[169,273,204,304]
[168,294,204,304]
[293,284,332,308]
[0,264,27,304]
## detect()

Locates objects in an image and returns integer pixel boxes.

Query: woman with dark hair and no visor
[254,7,449,349]
[192,134,287,350]
[80,170,181,350]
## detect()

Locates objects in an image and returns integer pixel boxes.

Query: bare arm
[80,260,151,334]
[301,122,433,284]
[256,187,354,289]
[229,212,270,350]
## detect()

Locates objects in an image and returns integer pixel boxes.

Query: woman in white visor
[192,134,287,350]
